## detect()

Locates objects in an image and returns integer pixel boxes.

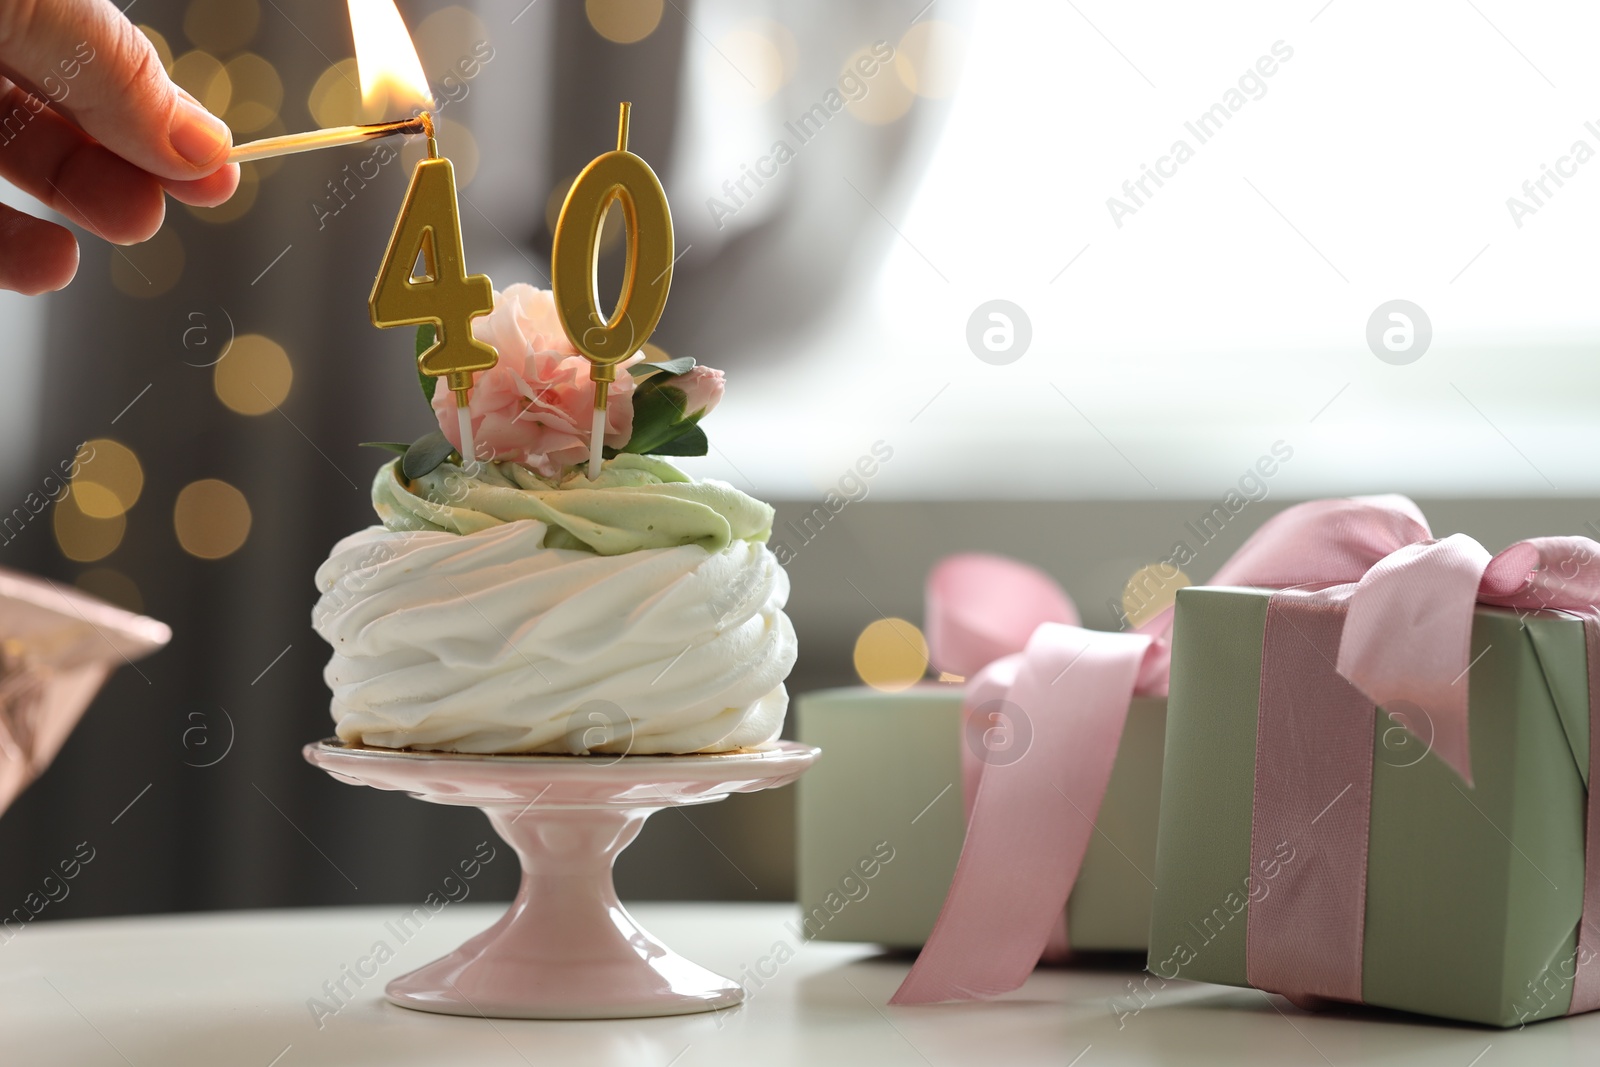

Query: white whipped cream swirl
[312,520,796,754]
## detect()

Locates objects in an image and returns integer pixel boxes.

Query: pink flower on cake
[673,366,725,420]
[431,284,637,477]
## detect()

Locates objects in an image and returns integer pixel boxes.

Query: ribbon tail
[890,625,1151,1004]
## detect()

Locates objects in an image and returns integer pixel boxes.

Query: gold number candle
[370,120,497,467]
[552,102,675,479]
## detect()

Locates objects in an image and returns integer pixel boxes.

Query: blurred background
[3,0,1599,921]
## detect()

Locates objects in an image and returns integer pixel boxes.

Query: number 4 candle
[348,1,494,470]
[223,0,499,470]
[368,117,497,470]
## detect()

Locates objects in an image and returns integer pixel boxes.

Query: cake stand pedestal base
[303,739,819,1020]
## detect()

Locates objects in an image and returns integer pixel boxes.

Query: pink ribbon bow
[892,495,1600,1009]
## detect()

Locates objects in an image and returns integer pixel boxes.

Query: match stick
[228,115,432,164]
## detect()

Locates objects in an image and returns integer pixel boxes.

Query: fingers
[0,81,164,244]
[0,200,77,294]
[157,86,239,206]
[0,0,231,181]
[162,162,240,209]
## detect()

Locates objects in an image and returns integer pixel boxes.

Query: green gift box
[1149,587,1590,1027]
[796,685,1167,951]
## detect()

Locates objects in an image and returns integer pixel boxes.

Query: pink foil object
[0,569,170,819]
[303,739,818,1019]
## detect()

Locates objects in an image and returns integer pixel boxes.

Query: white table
[2,903,1596,1065]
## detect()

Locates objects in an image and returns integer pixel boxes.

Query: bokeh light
[174,480,252,560]
[416,5,488,81]
[76,568,143,614]
[224,52,283,135]
[54,492,125,563]
[895,20,966,99]
[763,21,799,84]
[843,45,914,125]
[586,0,663,44]
[715,26,788,101]
[853,617,930,692]
[213,334,293,415]
[443,119,479,187]
[308,59,365,127]
[111,227,184,298]
[170,50,232,117]
[72,439,144,519]
[1120,564,1191,628]
[183,0,260,54]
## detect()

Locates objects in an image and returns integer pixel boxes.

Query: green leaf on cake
[628,355,695,380]
[610,380,712,459]
[402,430,455,479]
[416,324,437,402]
[359,441,412,455]
[647,422,708,456]
[619,383,689,455]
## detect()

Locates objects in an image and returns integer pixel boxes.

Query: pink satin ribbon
[892,554,1152,1004]
[892,499,1600,1012]
[1247,588,1376,1005]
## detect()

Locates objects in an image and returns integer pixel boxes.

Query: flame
[348,0,434,113]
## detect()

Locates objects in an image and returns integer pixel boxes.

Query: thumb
[0,0,232,179]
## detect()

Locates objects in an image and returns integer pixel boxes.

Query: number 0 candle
[552,102,675,480]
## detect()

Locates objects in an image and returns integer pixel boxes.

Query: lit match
[228,115,432,164]
[229,0,439,165]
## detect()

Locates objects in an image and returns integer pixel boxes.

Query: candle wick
[421,111,439,160]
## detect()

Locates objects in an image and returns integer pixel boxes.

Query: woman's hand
[0,0,240,294]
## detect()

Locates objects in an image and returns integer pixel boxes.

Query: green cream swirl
[371,453,774,556]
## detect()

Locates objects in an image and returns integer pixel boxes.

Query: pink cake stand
[302,738,818,1020]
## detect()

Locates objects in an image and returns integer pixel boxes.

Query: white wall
[691,1,1600,500]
